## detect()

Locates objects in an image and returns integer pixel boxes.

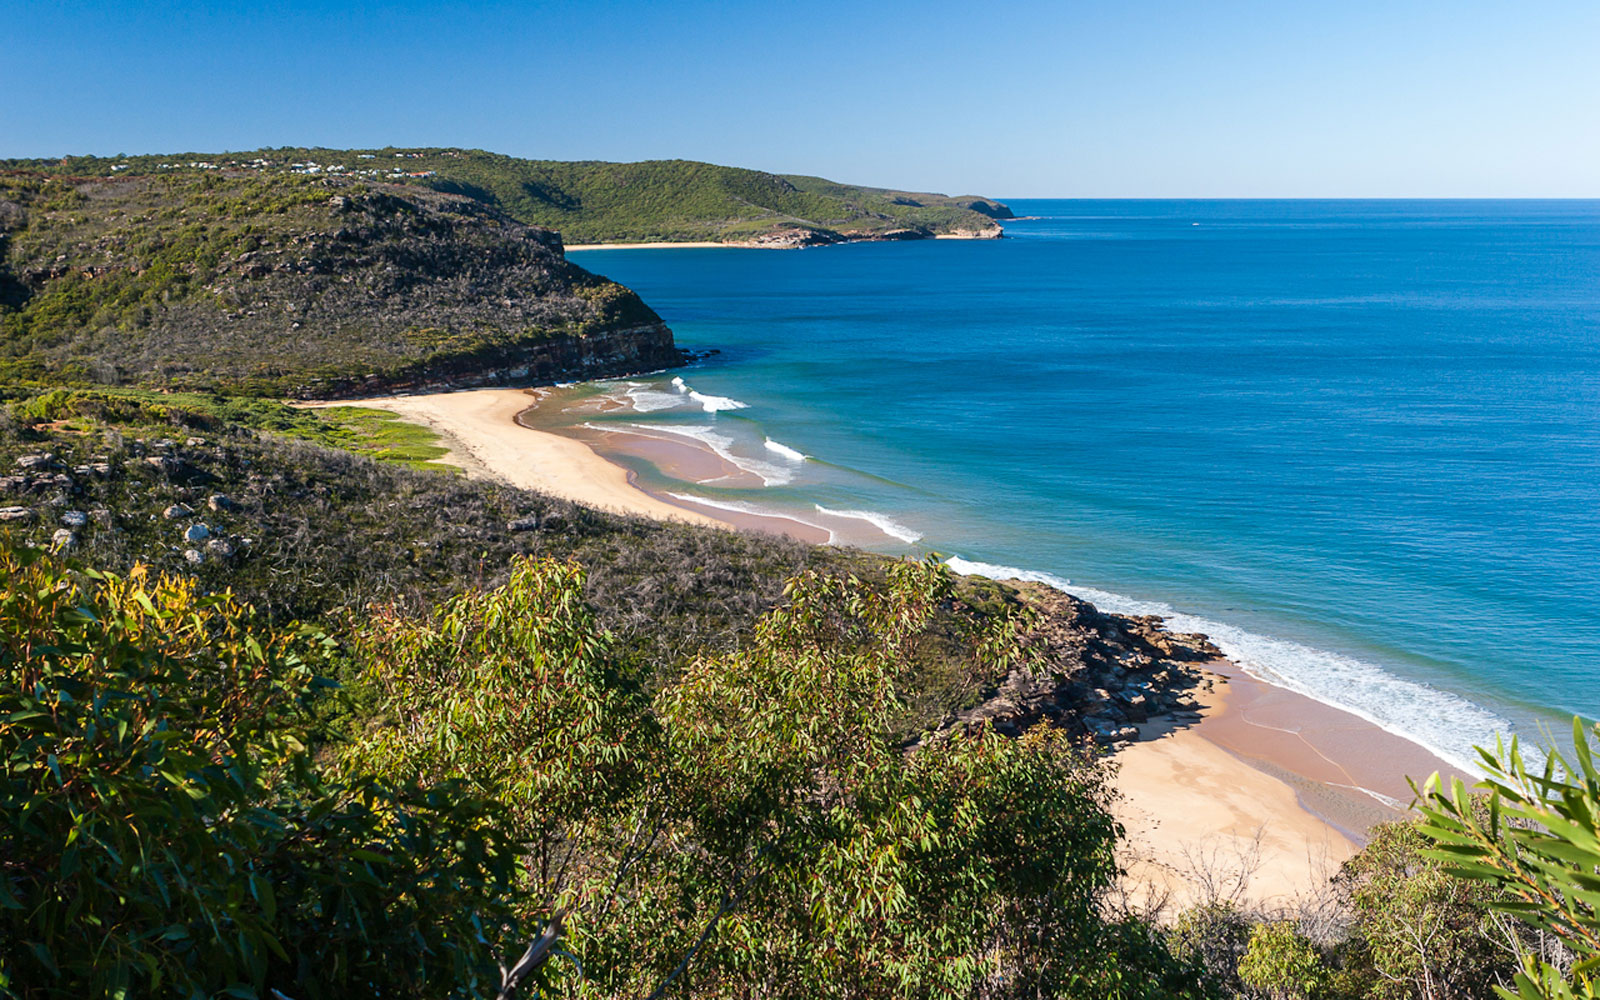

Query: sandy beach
[301,389,723,526]
[309,385,1458,917]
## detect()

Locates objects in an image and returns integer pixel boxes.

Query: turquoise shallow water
[565,200,1600,771]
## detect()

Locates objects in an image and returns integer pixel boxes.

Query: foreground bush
[1417,722,1600,1000]
[348,556,1213,999]
[2,543,1212,998]
[0,543,524,999]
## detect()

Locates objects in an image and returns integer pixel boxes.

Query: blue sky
[3,0,1596,196]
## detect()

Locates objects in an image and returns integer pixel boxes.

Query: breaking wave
[664,493,836,542]
[943,557,1510,776]
[764,438,807,462]
[671,376,749,413]
[814,506,923,544]
[619,422,793,486]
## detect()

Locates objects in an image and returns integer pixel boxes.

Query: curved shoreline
[315,386,1460,913]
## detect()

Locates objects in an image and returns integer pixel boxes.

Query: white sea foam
[944,557,1511,776]
[669,375,750,413]
[764,438,807,462]
[814,506,923,544]
[689,390,749,413]
[620,423,794,486]
[624,383,687,413]
[664,493,836,542]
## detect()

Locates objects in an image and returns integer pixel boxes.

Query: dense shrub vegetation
[1,542,1220,998]
[0,170,669,395]
[0,545,526,997]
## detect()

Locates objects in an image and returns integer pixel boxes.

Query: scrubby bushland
[4,149,1012,245]
[0,543,1216,999]
[0,545,527,998]
[0,389,824,673]
[0,170,672,395]
[0,387,1214,742]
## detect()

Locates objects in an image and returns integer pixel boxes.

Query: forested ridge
[3,148,1013,245]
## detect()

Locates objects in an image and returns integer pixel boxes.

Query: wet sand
[1112,661,1460,915]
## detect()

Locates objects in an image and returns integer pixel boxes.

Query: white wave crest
[664,493,836,542]
[690,390,748,413]
[944,557,1510,776]
[621,423,793,486]
[814,506,923,544]
[764,438,807,462]
[668,375,749,413]
[945,557,1071,590]
[625,384,686,413]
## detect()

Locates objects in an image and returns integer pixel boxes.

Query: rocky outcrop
[948,582,1222,746]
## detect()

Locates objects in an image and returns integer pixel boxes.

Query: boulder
[0,506,32,522]
[183,548,205,565]
[163,503,194,519]
[51,529,76,549]
[206,538,236,558]
[183,524,211,543]
[15,453,55,471]
[207,493,237,512]
[60,510,88,529]
[507,515,541,532]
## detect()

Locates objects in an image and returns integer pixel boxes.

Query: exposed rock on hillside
[951,583,1223,745]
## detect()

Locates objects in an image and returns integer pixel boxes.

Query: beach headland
[311,385,1460,916]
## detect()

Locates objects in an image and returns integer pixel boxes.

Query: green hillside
[0,169,675,396]
[5,148,1013,245]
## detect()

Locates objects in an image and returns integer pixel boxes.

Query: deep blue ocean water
[566,200,1600,770]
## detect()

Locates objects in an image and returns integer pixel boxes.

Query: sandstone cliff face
[0,173,683,395]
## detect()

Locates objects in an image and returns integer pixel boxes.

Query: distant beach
[565,241,732,251]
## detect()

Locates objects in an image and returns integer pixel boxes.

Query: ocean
[558,200,1600,772]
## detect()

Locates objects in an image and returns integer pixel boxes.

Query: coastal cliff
[0,170,683,396]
